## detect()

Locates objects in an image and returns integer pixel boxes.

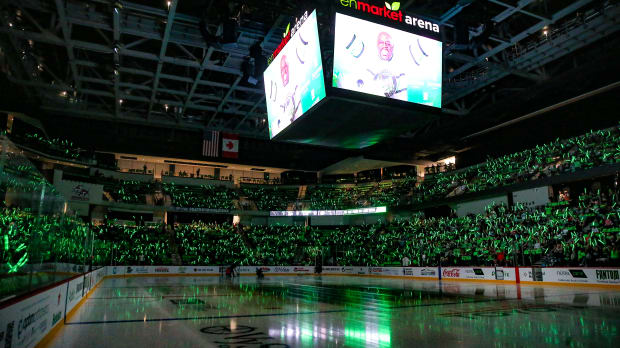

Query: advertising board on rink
[0,267,106,348]
[539,268,620,285]
[103,265,618,287]
[440,267,516,281]
[402,267,438,278]
[321,266,345,274]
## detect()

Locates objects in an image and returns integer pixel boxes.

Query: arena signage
[270,206,386,217]
[596,269,620,281]
[268,11,310,65]
[338,0,440,33]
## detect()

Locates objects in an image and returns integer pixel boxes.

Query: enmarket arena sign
[338,0,440,33]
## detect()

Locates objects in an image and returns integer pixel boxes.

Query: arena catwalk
[44,276,619,347]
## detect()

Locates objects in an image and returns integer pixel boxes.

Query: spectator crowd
[4,188,617,275]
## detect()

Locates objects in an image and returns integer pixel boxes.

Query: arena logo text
[339,0,440,33]
[268,11,310,65]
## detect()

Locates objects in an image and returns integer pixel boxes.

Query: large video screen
[333,13,442,108]
[264,10,326,139]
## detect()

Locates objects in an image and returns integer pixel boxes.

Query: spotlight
[113,42,121,54]
[113,1,123,12]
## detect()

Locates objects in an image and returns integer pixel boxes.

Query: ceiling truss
[0,0,617,138]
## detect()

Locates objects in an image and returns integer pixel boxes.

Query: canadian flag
[222,133,239,159]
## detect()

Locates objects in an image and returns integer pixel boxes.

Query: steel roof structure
[1,0,618,140]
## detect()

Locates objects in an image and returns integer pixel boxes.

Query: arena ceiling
[0,0,618,144]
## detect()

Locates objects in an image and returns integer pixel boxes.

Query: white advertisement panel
[270,206,386,217]
[236,266,257,274]
[181,266,220,274]
[252,266,315,274]
[402,267,439,278]
[92,267,106,286]
[333,13,442,107]
[54,179,104,204]
[98,265,620,287]
[342,267,368,275]
[290,266,314,274]
[369,267,405,276]
[512,186,551,208]
[494,267,517,281]
[108,265,225,275]
[440,267,515,281]
[321,266,346,274]
[454,195,508,217]
[66,275,87,311]
[0,284,66,348]
[322,267,439,278]
[264,10,327,138]
[107,265,126,276]
[541,268,620,285]
[0,267,106,348]
[518,267,534,282]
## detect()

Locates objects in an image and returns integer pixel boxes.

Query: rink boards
[0,265,618,348]
[105,265,620,286]
[0,267,106,348]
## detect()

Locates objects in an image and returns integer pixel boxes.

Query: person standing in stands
[496,250,505,266]
[402,255,410,267]
[611,244,620,266]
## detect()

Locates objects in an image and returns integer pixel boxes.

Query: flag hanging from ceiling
[202,130,219,157]
[222,133,239,159]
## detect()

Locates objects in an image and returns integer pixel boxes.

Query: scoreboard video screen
[263,10,327,139]
[332,12,442,108]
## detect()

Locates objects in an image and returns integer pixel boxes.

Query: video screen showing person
[264,10,326,139]
[333,13,442,108]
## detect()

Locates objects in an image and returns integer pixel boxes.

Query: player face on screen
[377,32,394,61]
[280,55,289,87]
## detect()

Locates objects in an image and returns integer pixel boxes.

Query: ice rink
[45,275,620,347]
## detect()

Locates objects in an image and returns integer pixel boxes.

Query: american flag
[202,130,219,157]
